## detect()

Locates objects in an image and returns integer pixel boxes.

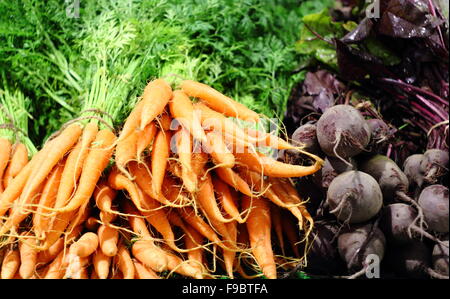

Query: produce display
[0,0,448,280]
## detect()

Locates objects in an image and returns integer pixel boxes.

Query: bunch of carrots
[0,78,323,279]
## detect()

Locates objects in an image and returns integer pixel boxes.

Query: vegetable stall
[0,0,448,279]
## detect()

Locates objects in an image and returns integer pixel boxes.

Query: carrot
[0,138,12,193]
[116,244,135,279]
[122,200,153,240]
[281,211,301,258]
[242,196,277,279]
[115,129,139,176]
[43,250,66,279]
[175,128,197,193]
[94,181,118,225]
[2,143,28,190]
[85,216,100,231]
[181,80,259,122]
[108,168,148,212]
[33,160,65,240]
[36,237,65,266]
[64,255,90,279]
[183,224,206,276]
[205,131,235,168]
[215,167,253,197]
[98,224,119,257]
[1,247,20,279]
[132,240,168,273]
[169,90,207,143]
[69,232,99,258]
[164,249,204,279]
[56,129,116,213]
[192,152,209,176]
[140,78,173,130]
[197,172,234,223]
[0,149,42,218]
[93,249,111,279]
[177,207,223,246]
[133,259,160,279]
[157,111,172,131]
[136,122,157,161]
[243,127,296,150]
[270,204,285,256]
[18,233,38,279]
[235,151,323,178]
[138,189,182,252]
[17,123,83,216]
[54,121,99,210]
[222,221,238,278]
[151,129,171,196]
[213,176,245,223]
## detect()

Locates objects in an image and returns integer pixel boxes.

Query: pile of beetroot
[281,0,449,279]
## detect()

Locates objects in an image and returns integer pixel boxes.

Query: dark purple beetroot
[420,149,449,184]
[432,241,449,277]
[314,156,356,190]
[306,222,346,275]
[389,240,432,279]
[316,105,371,160]
[359,154,409,202]
[326,170,383,224]
[418,185,449,233]
[403,154,426,189]
[337,223,386,274]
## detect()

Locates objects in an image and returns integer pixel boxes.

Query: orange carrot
[197,172,234,223]
[183,224,206,275]
[235,151,323,178]
[191,152,209,176]
[54,121,99,210]
[133,259,160,279]
[18,233,38,279]
[94,181,118,225]
[281,211,300,258]
[177,207,223,246]
[1,247,20,279]
[93,249,111,279]
[98,224,119,257]
[18,123,83,216]
[181,80,259,122]
[175,128,197,193]
[0,149,43,218]
[43,250,66,279]
[36,237,65,266]
[119,98,145,142]
[270,204,285,256]
[151,129,171,196]
[116,244,135,279]
[215,167,253,197]
[157,111,172,131]
[169,90,207,143]
[115,130,139,177]
[2,143,28,190]
[205,131,235,168]
[164,249,204,279]
[33,160,65,240]
[0,138,12,194]
[132,240,168,273]
[140,78,173,130]
[122,200,153,240]
[56,129,116,213]
[69,232,99,258]
[213,176,245,223]
[243,127,296,150]
[136,122,157,161]
[242,195,277,279]
[222,220,238,278]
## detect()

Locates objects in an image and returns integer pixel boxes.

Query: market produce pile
[281,0,449,279]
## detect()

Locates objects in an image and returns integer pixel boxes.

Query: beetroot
[432,241,449,277]
[420,149,449,184]
[380,203,447,246]
[403,154,425,189]
[326,171,383,224]
[389,240,432,279]
[316,105,371,160]
[359,155,409,202]
[418,185,449,233]
[337,223,386,274]
[290,123,322,155]
[315,156,356,190]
